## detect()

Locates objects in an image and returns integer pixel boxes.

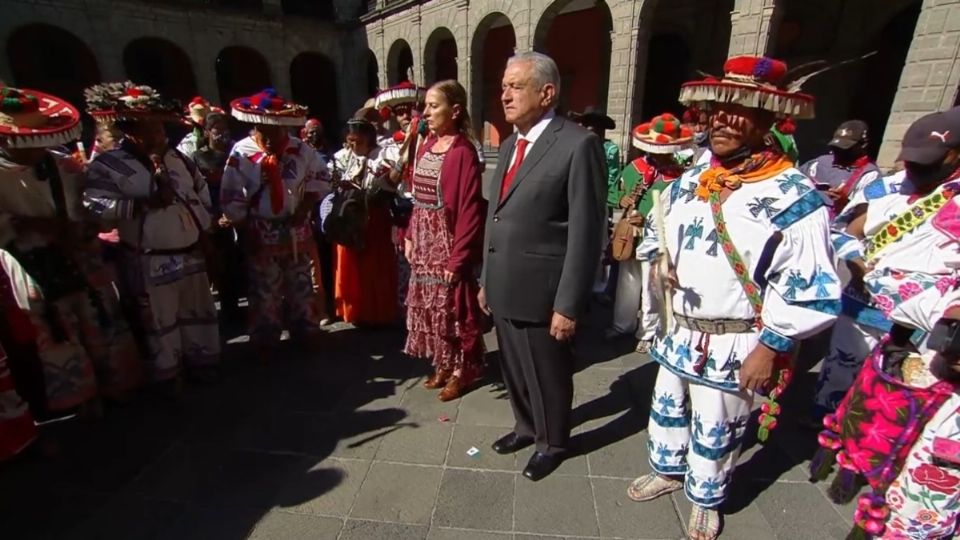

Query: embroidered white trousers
[647,367,753,508]
[813,313,884,414]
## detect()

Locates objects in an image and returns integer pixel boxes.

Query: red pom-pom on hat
[776,117,797,135]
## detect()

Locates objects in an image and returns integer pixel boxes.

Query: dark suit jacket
[481,115,606,323]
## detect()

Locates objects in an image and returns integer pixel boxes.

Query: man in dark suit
[478,51,606,481]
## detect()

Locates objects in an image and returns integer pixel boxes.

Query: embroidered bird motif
[748,197,782,218]
[705,229,719,256]
[684,217,704,250]
[777,174,811,196]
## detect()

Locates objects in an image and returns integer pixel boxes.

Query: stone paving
[0,307,860,540]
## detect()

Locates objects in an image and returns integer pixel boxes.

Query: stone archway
[848,2,923,159]
[424,27,458,84]
[123,37,199,104]
[215,45,272,107]
[365,49,380,97]
[290,51,340,146]
[470,12,516,150]
[773,0,922,161]
[533,0,613,115]
[7,23,101,112]
[641,33,692,119]
[629,0,733,137]
[387,39,414,84]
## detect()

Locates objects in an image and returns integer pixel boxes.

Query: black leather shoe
[522,451,562,482]
[491,432,534,455]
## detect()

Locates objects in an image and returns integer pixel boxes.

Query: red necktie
[499,138,530,202]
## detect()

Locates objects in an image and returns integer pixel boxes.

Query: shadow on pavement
[0,324,418,540]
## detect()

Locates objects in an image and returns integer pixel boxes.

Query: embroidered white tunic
[0,151,86,250]
[85,147,212,251]
[857,178,960,352]
[331,145,400,191]
[220,136,329,223]
[646,154,842,390]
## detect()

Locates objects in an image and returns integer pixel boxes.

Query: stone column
[605,0,643,154]
[728,0,782,56]
[877,0,960,168]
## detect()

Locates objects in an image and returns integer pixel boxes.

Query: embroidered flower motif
[886,488,905,509]
[873,295,895,315]
[886,224,899,236]
[935,277,956,295]
[898,282,924,301]
[916,509,939,524]
[911,463,960,494]
[864,391,910,421]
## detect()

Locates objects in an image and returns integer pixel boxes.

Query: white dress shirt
[507,109,556,168]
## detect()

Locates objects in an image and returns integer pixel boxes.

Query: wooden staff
[651,189,674,334]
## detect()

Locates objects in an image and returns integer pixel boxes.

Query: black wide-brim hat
[570,106,615,131]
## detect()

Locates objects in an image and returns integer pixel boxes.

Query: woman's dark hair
[428,80,477,146]
[346,120,377,149]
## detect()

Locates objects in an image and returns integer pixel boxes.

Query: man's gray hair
[507,51,562,96]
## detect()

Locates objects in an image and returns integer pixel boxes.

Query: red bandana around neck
[253,132,290,214]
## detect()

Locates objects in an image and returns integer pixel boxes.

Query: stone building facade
[2,0,959,167]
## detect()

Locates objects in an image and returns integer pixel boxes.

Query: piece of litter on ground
[438,415,450,423]
[466,447,480,457]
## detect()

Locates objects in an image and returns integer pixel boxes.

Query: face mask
[694,131,708,145]
[907,157,960,189]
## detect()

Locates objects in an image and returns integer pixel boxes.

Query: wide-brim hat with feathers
[230,88,308,127]
[0,85,81,149]
[679,56,816,120]
[84,81,182,124]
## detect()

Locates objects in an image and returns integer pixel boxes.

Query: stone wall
[2,0,959,167]
[878,0,960,166]
[0,0,368,128]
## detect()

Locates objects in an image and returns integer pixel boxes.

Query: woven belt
[675,315,756,335]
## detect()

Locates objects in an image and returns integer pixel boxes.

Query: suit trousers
[494,316,574,456]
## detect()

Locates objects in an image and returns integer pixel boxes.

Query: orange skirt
[334,206,398,325]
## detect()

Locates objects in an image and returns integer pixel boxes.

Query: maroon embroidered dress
[404,137,487,377]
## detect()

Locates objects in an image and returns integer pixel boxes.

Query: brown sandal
[424,369,451,389]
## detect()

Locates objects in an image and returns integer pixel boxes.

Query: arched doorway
[632,0,732,127]
[849,3,922,159]
[123,37,198,104]
[641,34,691,118]
[366,49,380,97]
[387,40,414,84]
[471,12,516,150]
[534,0,613,115]
[7,24,101,113]
[774,0,922,161]
[424,27,458,84]
[290,52,340,147]
[216,46,272,139]
[216,46,272,106]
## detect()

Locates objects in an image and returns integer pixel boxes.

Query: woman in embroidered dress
[332,111,400,326]
[403,81,487,402]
